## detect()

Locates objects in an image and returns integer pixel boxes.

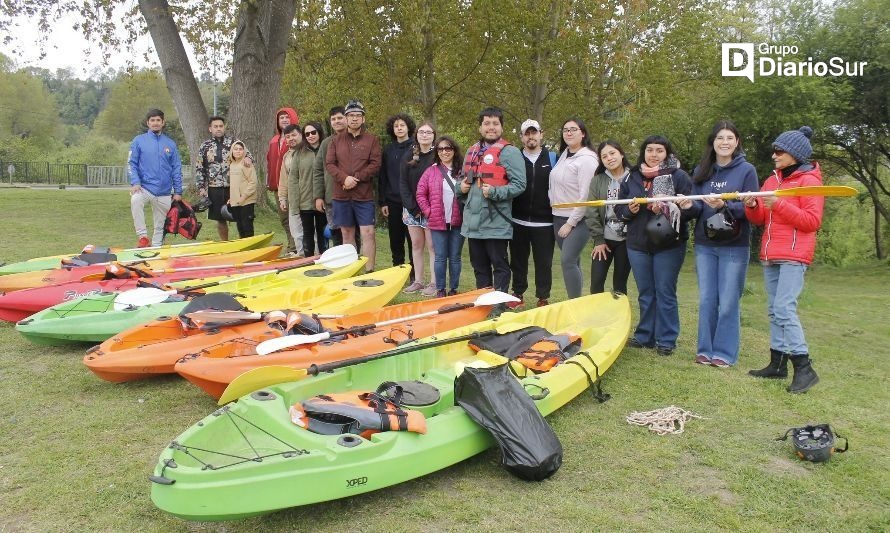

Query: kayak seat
[468,326,582,373]
[289,382,428,439]
[61,252,118,267]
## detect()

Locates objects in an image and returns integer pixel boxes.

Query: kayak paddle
[253,290,519,355]
[551,185,858,208]
[182,309,344,322]
[111,244,358,310]
[218,329,505,404]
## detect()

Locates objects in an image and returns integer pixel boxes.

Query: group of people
[127,105,823,395]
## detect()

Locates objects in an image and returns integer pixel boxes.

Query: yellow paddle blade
[774,185,857,197]
[217,365,308,405]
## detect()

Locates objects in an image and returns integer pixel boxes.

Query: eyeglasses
[417,130,435,135]
[562,127,580,133]
[773,148,787,156]
[436,146,454,152]
[304,130,319,136]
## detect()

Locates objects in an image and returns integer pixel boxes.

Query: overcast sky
[1,12,200,79]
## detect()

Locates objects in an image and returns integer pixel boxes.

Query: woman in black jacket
[614,135,693,356]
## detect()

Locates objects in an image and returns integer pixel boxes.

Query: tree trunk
[876,203,885,259]
[529,0,562,122]
[419,2,437,124]
[138,0,208,181]
[229,0,297,209]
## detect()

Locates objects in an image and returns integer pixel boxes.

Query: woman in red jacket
[744,126,823,393]
[416,136,465,297]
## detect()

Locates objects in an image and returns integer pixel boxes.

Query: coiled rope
[626,405,704,435]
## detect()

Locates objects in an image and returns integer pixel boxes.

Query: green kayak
[149,293,631,520]
[0,233,274,276]
[14,260,404,345]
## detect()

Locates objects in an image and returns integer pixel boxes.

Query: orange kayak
[0,246,282,293]
[86,290,493,398]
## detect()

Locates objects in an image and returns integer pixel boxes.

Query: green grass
[1,187,888,531]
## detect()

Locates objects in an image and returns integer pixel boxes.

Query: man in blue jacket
[128,108,183,247]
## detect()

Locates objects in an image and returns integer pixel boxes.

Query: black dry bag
[455,363,562,481]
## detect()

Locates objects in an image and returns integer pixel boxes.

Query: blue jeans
[627,246,686,349]
[430,228,464,291]
[695,245,749,364]
[763,261,809,355]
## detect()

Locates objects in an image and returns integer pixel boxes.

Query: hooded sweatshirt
[379,138,414,206]
[686,154,759,248]
[549,146,599,227]
[265,107,299,191]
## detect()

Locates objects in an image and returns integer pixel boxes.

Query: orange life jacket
[103,262,153,280]
[468,326,582,373]
[289,382,427,439]
[463,140,511,187]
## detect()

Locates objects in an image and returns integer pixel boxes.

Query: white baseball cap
[520,119,541,133]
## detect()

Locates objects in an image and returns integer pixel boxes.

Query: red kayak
[0,255,310,322]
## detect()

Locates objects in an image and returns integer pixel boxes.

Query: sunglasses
[304,130,319,136]
[772,148,787,156]
[437,146,454,152]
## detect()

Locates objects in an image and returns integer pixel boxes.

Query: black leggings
[300,210,328,256]
[590,238,631,294]
[229,203,255,238]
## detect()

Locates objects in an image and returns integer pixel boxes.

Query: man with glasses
[325,100,382,272]
[508,119,557,309]
[458,106,526,316]
[313,106,348,246]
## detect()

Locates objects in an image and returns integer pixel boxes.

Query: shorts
[207,187,230,221]
[402,208,428,228]
[332,199,375,228]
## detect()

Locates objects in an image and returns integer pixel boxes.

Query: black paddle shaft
[325,302,476,340]
[306,330,498,376]
[171,259,316,292]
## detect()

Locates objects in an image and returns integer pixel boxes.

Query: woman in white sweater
[548,118,599,298]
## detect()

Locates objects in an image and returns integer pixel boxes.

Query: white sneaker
[403,281,424,294]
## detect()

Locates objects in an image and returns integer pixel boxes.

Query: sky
[1,12,200,79]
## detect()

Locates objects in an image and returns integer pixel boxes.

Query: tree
[1,0,295,208]
[0,69,59,141]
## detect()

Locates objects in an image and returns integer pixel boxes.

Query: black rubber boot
[787,355,819,393]
[748,348,789,379]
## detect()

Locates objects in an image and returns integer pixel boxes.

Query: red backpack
[164,199,202,240]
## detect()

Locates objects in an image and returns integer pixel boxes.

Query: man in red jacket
[266,107,299,254]
[325,100,381,272]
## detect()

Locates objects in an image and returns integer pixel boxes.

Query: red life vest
[290,383,427,440]
[164,199,202,240]
[463,140,511,187]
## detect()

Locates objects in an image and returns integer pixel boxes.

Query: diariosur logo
[722,43,867,82]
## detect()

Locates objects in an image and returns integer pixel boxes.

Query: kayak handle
[148,475,175,485]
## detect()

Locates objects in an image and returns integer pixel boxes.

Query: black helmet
[220,204,236,222]
[777,424,848,463]
[705,208,741,241]
[645,213,679,247]
[193,196,212,212]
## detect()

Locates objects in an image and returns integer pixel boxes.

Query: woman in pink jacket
[416,136,465,297]
[744,126,823,394]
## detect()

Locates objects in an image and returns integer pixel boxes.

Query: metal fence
[0,161,193,187]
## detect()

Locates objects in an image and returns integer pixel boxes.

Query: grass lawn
[0,187,888,531]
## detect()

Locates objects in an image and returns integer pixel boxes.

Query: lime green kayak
[15,260,410,345]
[149,293,632,520]
[0,233,274,276]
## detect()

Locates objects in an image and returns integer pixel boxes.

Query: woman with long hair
[587,140,632,295]
[678,120,758,368]
[294,121,327,255]
[380,113,416,272]
[416,136,465,297]
[400,121,437,296]
[548,118,599,299]
[614,135,693,356]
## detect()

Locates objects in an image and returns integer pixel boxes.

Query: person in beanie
[744,126,823,393]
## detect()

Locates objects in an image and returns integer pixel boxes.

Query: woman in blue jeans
[678,121,758,368]
[743,126,824,393]
[614,135,693,356]
[416,136,465,296]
